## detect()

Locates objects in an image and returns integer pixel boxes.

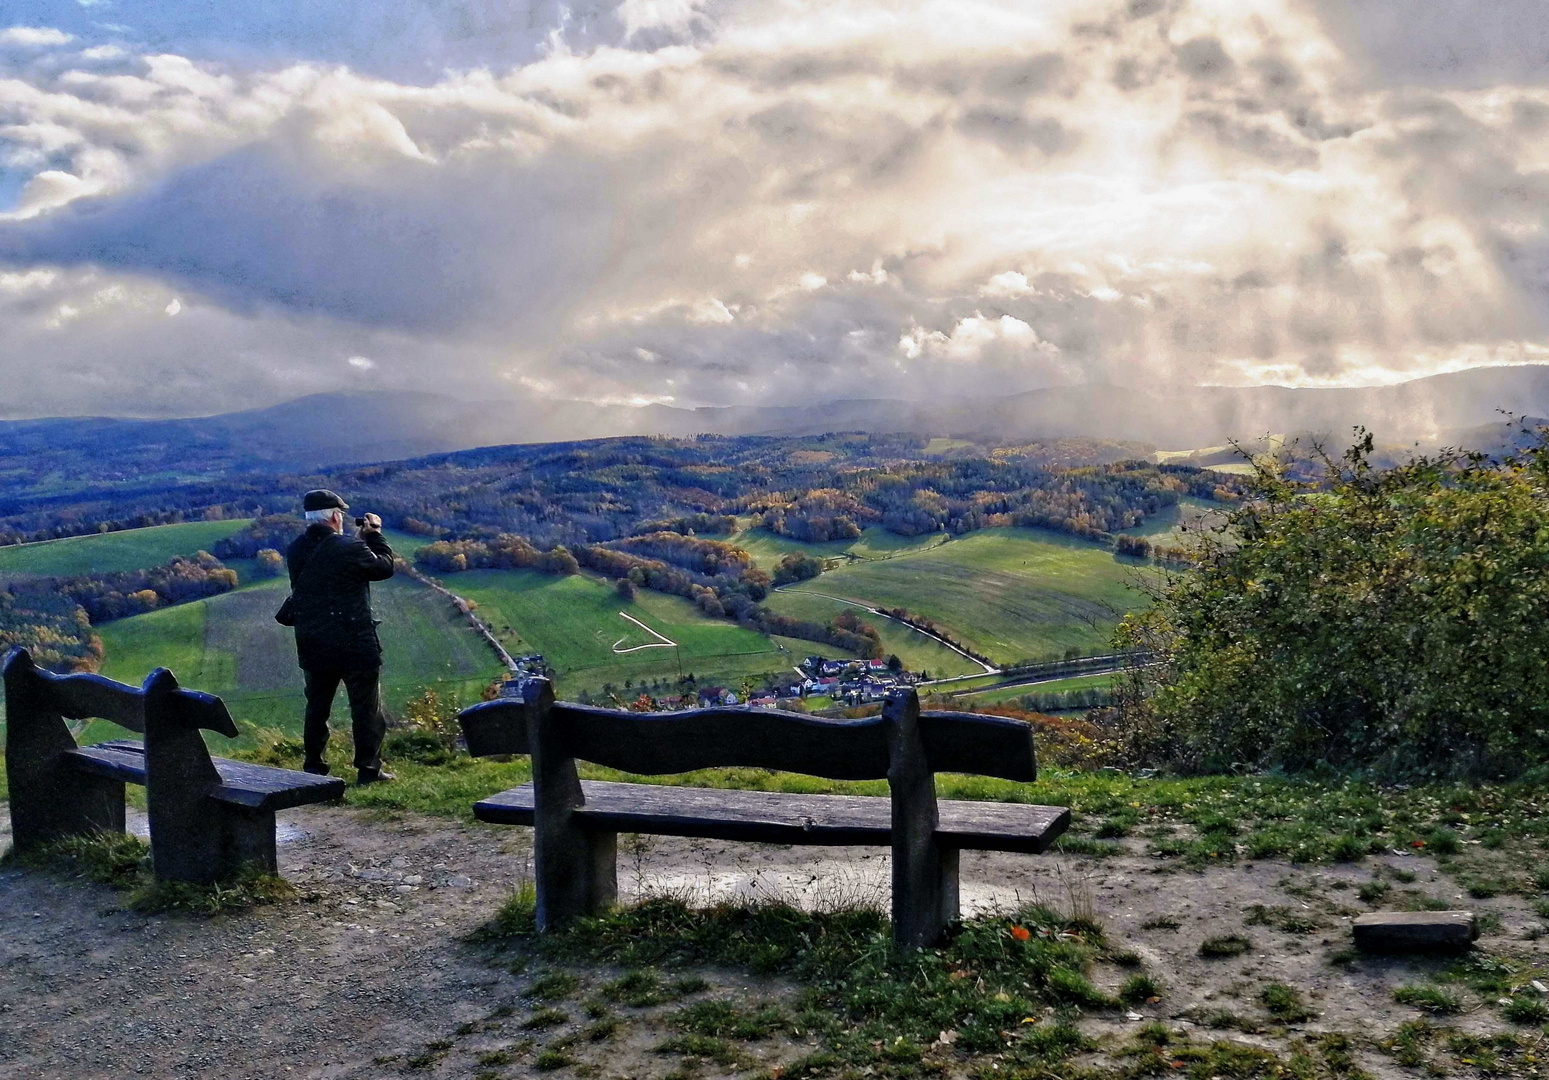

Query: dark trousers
[302,667,387,771]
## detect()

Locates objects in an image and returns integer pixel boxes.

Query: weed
[1244,904,1324,934]
[528,971,580,1001]
[1465,877,1502,899]
[1119,974,1162,1004]
[1326,945,1360,967]
[1423,828,1462,855]
[669,975,709,996]
[1355,880,1390,904]
[1327,834,1366,862]
[1393,984,1464,1013]
[656,1033,743,1067]
[1259,983,1316,1022]
[1199,934,1253,958]
[534,1048,573,1071]
[523,1008,569,1030]
[1533,868,1549,892]
[7,831,149,887]
[1140,915,1181,931]
[672,1000,787,1039]
[1532,898,1549,920]
[602,969,671,1007]
[476,1049,514,1065]
[582,1016,619,1042]
[1390,868,1417,884]
[1502,995,1549,1024]
[127,868,296,915]
[1095,818,1132,839]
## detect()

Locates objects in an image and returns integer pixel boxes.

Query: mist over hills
[3,365,1547,486]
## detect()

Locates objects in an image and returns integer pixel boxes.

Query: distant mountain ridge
[3,365,1547,483]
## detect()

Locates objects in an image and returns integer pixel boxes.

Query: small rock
[401,875,422,886]
[1125,1011,1143,1022]
[389,856,409,869]
[446,875,472,888]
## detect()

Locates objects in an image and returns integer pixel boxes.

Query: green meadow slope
[92,574,503,744]
[774,527,1150,666]
[0,519,252,579]
[449,569,807,697]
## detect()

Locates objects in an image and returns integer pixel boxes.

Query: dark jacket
[286,524,395,671]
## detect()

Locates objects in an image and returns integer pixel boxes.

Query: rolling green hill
[90,574,504,744]
[775,527,1149,666]
[732,523,950,572]
[758,589,983,679]
[0,519,252,579]
[450,569,807,697]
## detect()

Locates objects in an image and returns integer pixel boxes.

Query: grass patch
[477,895,1114,1073]
[671,1000,788,1040]
[5,830,149,887]
[1244,904,1326,934]
[1259,983,1316,1022]
[7,831,295,915]
[1118,974,1162,1004]
[528,971,581,1001]
[522,1007,569,1030]
[1502,995,1549,1024]
[1393,984,1465,1014]
[1199,934,1253,958]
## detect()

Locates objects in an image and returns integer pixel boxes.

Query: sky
[0,0,1546,419]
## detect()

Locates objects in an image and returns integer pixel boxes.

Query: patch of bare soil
[2,805,1547,1079]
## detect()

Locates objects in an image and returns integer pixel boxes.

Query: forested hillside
[0,431,1237,552]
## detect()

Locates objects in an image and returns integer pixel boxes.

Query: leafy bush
[1115,429,1549,778]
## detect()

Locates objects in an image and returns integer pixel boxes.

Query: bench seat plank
[70,740,345,811]
[475,780,1070,854]
[63,743,149,785]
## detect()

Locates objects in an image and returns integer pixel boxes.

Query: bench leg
[939,847,961,927]
[151,803,277,885]
[12,770,126,852]
[535,826,617,929]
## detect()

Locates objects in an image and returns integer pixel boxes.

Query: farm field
[0,519,251,579]
[88,573,503,745]
[450,569,806,697]
[778,527,1150,666]
[731,523,950,571]
[951,671,1117,708]
[759,588,982,679]
[1116,495,1225,548]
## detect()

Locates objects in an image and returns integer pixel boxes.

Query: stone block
[1352,911,1478,952]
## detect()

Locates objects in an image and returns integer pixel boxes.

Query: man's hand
[359,512,382,534]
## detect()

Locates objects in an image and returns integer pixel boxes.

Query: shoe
[356,768,396,786]
[303,761,330,776]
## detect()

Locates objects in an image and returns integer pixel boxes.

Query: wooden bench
[3,646,345,884]
[457,679,1070,947]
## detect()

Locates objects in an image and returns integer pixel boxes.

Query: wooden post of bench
[3,648,135,851]
[885,688,957,948]
[525,678,618,929]
[141,667,255,884]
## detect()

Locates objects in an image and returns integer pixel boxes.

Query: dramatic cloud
[0,0,1546,418]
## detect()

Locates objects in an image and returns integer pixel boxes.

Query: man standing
[285,489,396,784]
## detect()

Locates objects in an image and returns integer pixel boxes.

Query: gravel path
[3,804,1545,1079]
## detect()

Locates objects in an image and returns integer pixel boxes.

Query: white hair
[305,508,342,523]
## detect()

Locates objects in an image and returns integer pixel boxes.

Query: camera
[355,517,367,528]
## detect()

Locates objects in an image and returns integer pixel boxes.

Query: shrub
[1114,428,1549,778]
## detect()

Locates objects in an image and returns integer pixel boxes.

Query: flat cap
[302,488,349,512]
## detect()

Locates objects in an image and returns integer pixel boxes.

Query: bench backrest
[3,646,238,855]
[456,678,1040,946]
[458,680,1037,782]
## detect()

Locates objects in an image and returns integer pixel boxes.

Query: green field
[760,589,983,679]
[450,569,806,697]
[1117,495,1226,549]
[953,671,1117,708]
[777,527,1149,666]
[0,519,252,578]
[731,523,951,572]
[89,573,504,744]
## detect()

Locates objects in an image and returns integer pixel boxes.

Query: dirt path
[3,806,1546,1079]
